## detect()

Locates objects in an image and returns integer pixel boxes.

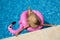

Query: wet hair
[35,19,41,25]
[28,11,41,27]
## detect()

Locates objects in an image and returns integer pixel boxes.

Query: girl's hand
[16,32,19,37]
[51,25,57,27]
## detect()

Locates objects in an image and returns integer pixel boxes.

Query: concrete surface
[2,25,60,40]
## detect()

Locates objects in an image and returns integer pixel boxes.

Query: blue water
[0,0,60,39]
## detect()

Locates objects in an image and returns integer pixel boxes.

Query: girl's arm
[16,25,29,36]
[40,24,54,26]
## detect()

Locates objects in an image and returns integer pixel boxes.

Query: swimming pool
[0,0,60,39]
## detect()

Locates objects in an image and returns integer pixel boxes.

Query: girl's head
[27,7,41,28]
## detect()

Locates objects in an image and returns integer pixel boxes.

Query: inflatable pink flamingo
[8,10,44,35]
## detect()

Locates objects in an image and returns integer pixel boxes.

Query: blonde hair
[28,11,41,28]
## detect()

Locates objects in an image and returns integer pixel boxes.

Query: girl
[8,7,54,36]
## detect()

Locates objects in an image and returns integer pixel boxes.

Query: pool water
[0,0,60,39]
